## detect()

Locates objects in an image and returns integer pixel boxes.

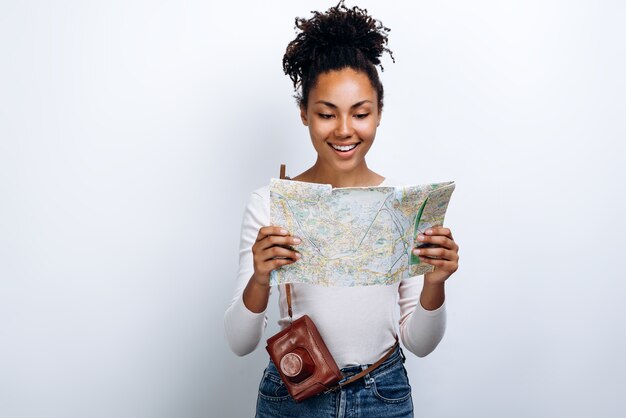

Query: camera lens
[281,352,303,377]
[280,347,315,383]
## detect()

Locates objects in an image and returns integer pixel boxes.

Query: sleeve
[397,276,447,357]
[223,190,273,357]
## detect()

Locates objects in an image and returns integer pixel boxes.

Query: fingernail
[417,234,425,241]
[280,229,288,235]
[293,237,301,244]
[425,229,433,235]
[295,252,301,259]
[413,249,420,255]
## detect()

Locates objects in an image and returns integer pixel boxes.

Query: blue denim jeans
[255,345,414,417]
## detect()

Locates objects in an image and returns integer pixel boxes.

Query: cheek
[309,122,332,140]
[355,121,378,140]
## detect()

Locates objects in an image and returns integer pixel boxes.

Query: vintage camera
[266,315,343,402]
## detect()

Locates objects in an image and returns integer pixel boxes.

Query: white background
[1,1,625,417]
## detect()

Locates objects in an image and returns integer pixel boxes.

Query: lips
[328,142,360,152]
[327,142,361,160]
[329,143,359,152]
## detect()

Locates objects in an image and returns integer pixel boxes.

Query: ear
[300,105,309,126]
[376,109,382,127]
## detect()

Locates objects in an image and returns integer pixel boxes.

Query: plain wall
[1,1,624,417]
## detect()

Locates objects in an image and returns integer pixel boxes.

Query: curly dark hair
[282,0,395,110]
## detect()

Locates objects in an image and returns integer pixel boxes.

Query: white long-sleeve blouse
[224,179,446,367]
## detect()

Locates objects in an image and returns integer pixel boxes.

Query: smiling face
[300,68,381,180]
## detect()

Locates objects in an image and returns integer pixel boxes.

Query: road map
[269,179,455,286]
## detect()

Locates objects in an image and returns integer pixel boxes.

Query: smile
[330,143,358,152]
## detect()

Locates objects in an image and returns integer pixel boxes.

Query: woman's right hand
[251,226,301,287]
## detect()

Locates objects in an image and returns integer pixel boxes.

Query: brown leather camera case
[265,314,343,402]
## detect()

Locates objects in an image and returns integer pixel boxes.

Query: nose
[334,115,354,138]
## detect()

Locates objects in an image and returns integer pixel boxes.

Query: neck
[294,161,384,188]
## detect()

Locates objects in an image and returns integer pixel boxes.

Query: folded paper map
[269,179,455,286]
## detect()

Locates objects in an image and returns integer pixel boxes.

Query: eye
[318,113,334,119]
[354,113,370,119]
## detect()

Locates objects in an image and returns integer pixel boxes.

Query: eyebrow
[314,100,373,109]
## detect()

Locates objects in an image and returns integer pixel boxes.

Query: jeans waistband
[339,343,405,380]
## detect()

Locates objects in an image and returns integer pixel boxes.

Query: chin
[332,159,365,173]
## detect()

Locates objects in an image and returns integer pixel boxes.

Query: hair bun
[300,3,390,65]
[283,0,394,89]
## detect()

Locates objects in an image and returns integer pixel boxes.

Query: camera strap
[286,282,293,321]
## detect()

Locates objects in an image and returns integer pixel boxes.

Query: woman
[224,2,460,417]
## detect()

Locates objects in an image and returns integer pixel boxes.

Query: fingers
[413,246,456,261]
[256,226,289,242]
[425,227,454,240]
[415,231,458,251]
[258,234,302,252]
[255,226,301,250]
[260,245,301,263]
[413,227,459,260]
[413,227,459,270]
[252,226,302,279]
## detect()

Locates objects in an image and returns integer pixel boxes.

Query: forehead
[309,68,377,104]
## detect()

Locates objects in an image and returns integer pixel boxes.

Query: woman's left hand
[412,227,459,285]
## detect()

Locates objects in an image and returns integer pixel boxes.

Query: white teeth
[331,143,357,152]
